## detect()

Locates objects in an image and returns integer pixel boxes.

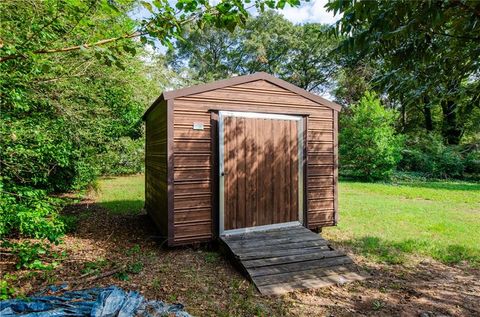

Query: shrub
[464,146,480,175]
[399,133,465,178]
[0,180,66,269]
[339,91,403,180]
[0,182,65,241]
[98,137,144,175]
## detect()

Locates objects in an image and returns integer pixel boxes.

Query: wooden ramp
[220,225,368,295]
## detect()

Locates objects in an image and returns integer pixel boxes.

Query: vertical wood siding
[145,99,169,237]
[171,80,337,244]
[222,116,299,230]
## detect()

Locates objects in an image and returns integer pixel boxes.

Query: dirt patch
[2,199,479,316]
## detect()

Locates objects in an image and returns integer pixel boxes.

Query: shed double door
[219,111,304,234]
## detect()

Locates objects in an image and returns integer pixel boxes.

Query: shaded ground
[2,197,479,316]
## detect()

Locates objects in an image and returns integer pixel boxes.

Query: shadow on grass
[397,181,480,192]
[340,177,480,192]
[340,236,480,267]
[98,200,144,215]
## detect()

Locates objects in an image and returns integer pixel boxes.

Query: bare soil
[2,198,479,316]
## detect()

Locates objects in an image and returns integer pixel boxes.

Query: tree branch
[451,0,480,18]
[430,30,480,42]
[0,31,144,63]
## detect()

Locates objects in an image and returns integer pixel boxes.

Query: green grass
[323,180,480,266]
[95,175,144,215]
[96,175,480,266]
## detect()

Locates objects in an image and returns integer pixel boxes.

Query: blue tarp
[0,285,192,317]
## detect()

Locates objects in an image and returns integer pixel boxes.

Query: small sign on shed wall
[193,122,204,130]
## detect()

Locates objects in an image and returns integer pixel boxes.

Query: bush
[0,180,66,269]
[464,146,480,175]
[339,91,403,180]
[98,137,144,175]
[0,182,65,241]
[399,133,465,178]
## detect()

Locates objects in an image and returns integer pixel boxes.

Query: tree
[283,23,339,93]
[0,0,302,269]
[333,63,373,106]
[168,11,340,94]
[327,0,480,144]
[0,0,300,64]
[0,0,183,268]
[339,92,403,180]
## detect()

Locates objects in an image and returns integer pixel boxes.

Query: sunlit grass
[95,174,144,215]
[323,180,480,266]
[95,174,480,266]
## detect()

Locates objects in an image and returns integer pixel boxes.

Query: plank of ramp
[229,239,330,254]
[219,225,367,295]
[253,265,356,286]
[248,255,353,277]
[224,234,322,248]
[256,271,368,295]
[242,250,346,268]
[237,246,332,260]
[222,226,308,241]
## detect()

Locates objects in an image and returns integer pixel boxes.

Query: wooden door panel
[222,114,300,230]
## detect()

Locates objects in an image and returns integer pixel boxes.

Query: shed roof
[143,72,342,119]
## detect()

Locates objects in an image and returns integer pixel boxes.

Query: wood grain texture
[222,115,299,230]
[145,99,168,239]
[220,225,367,295]
[169,79,338,244]
[167,99,175,244]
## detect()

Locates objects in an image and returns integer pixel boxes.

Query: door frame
[218,110,305,236]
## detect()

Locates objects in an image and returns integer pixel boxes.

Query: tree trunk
[401,102,407,132]
[441,99,462,145]
[423,96,434,132]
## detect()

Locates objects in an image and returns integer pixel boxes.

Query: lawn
[96,175,480,267]
[6,175,476,316]
[94,175,145,215]
[323,180,480,266]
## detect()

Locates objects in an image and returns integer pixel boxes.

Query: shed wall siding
[172,80,336,244]
[145,100,169,237]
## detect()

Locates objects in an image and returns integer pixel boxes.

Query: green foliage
[115,271,130,281]
[126,244,141,256]
[340,92,403,180]
[59,214,79,234]
[464,148,480,175]
[0,275,17,300]
[81,259,110,276]
[400,134,462,178]
[327,0,480,145]
[204,252,220,264]
[0,0,300,64]
[127,261,143,274]
[333,64,373,106]
[0,183,65,242]
[400,133,480,179]
[0,0,153,271]
[1,240,57,270]
[98,137,144,175]
[0,181,65,270]
[169,11,340,93]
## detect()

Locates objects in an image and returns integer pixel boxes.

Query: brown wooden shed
[143,72,342,246]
